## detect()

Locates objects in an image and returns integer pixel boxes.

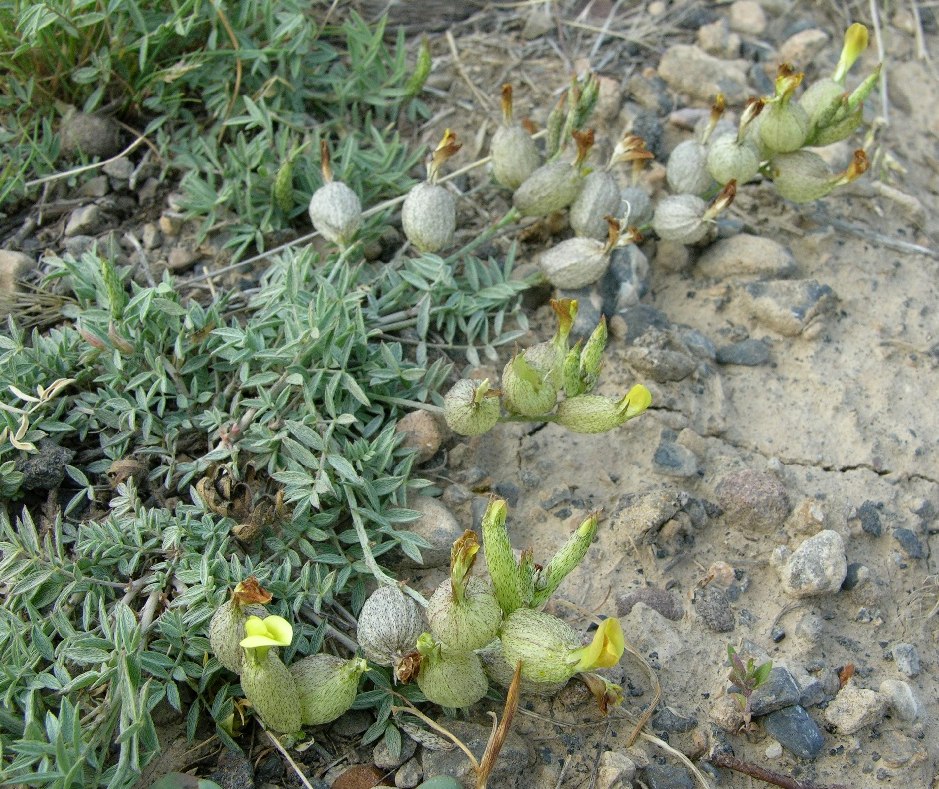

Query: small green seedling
[727,645,773,730]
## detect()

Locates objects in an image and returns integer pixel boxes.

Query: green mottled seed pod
[513,160,584,217]
[501,355,558,417]
[499,609,580,684]
[769,150,835,203]
[706,134,761,186]
[241,652,302,734]
[417,649,489,708]
[427,576,502,652]
[289,655,367,726]
[478,638,568,696]
[759,100,809,154]
[443,379,501,436]
[402,182,456,253]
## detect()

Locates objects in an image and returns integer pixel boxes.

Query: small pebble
[650,706,698,733]
[642,764,694,789]
[746,667,801,716]
[617,304,671,343]
[762,705,825,759]
[330,709,372,737]
[395,410,444,464]
[736,279,836,337]
[421,721,528,785]
[765,740,783,759]
[715,338,770,366]
[78,175,110,198]
[624,346,697,382]
[64,204,103,237]
[892,527,925,559]
[210,748,255,789]
[710,694,745,732]
[697,18,741,58]
[167,245,198,271]
[841,562,869,591]
[890,643,921,678]
[60,112,122,158]
[595,750,637,789]
[14,439,75,490]
[373,734,417,770]
[102,156,134,180]
[657,44,750,104]
[779,29,830,67]
[695,234,797,280]
[616,587,684,621]
[693,584,735,632]
[856,500,884,536]
[715,468,791,532]
[654,239,691,274]
[653,439,700,478]
[602,245,649,313]
[824,684,887,734]
[879,679,919,722]
[395,758,422,789]
[397,495,464,569]
[777,530,847,598]
[728,0,767,35]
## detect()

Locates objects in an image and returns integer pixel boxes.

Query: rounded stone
[879,679,919,722]
[823,684,887,734]
[395,410,445,464]
[715,468,791,532]
[778,530,848,598]
[397,496,465,569]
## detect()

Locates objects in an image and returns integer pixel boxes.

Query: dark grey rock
[624,346,697,382]
[694,585,735,632]
[330,709,372,737]
[617,304,671,343]
[681,329,717,361]
[616,587,684,621]
[396,495,465,569]
[625,74,672,115]
[892,528,924,559]
[14,439,75,490]
[642,763,694,789]
[891,642,921,678]
[210,747,255,789]
[748,668,801,716]
[602,245,650,313]
[254,753,284,784]
[629,110,666,158]
[60,112,123,158]
[841,562,865,591]
[857,500,883,536]
[651,706,698,733]
[762,705,824,759]
[653,439,700,478]
[715,338,771,366]
[493,481,520,507]
[374,732,417,770]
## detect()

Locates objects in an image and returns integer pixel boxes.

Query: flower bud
[426,531,502,652]
[833,23,869,83]
[481,498,524,615]
[501,353,558,417]
[356,585,425,671]
[490,85,541,190]
[308,141,362,248]
[416,633,489,708]
[289,655,368,726]
[443,378,501,436]
[770,148,868,203]
[666,139,715,196]
[570,170,621,239]
[208,577,272,675]
[553,384,652,433]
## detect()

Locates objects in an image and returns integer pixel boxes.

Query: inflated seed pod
[442,378,501,436]
[759,68,809,154]
[478,638,568,697]
[426,531,502,652]
[652,194,710,245]
[666,139,715,196]
[570,170,621,239]
[241,652,302,734]
[501,353,558,417]
[498,609,582,684]
[308,141,362,248]
[799,79,846,131]
[706,133,761,186]
[770,149,869,203]
[490,84,541,190]
[289,655,368,726]
[402,182,456,253]
[356,585,425,669]
[538,236,611,289]
[553,385,651,434]
[415,634,489,708]
[513,129,594,217]
[208,578,271,675]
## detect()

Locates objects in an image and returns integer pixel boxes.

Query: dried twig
[264,728,316,789]
[868,0,889,124]
[709,750,847,789]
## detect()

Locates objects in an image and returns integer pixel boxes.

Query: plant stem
[371,394,444,414]
[708,751,848,789]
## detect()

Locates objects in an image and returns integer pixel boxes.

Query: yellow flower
[240,615,293,650]
[570,618,625,672]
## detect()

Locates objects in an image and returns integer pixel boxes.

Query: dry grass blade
[476,661,523,788]
[623,636,661,747]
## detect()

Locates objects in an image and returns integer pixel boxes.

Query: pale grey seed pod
[308,181,362,247]
[491,125,541,190]
[402,182,456,253]
[356,585,426,667]
[652,194,711,245]
[538,236,611,289]
[513,160,584,217]
[208,600,269,675]
[569,170,621,239]
[666,140,715,196]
